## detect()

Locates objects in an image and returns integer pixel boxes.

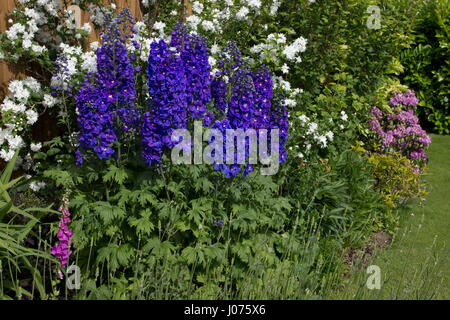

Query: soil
[342,231,392,277]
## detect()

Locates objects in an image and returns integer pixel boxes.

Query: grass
[329,134,450,299]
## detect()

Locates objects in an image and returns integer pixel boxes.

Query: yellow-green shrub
[367,152,426,209]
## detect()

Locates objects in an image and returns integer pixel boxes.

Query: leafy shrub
[44,161,293,298]
[279,0,416,100]
[400,0,450,134]
[367,152,426,209]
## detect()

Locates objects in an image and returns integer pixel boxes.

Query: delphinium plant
[39,7,298,298]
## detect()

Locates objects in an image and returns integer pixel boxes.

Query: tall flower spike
[50,193,73,273]
[75,9,137,164]
[251,65,273,129]
[270,92,289,163]
[141,39,188,166]
[211,42,288,177]
[211,78,227,113]
[171,23,212,121]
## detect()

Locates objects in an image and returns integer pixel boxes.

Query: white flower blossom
[247,0,262,9]
[192,1,204,14]
[298,114,310,123]
[210,44,220,55]
[201,20,215,32]
[186,15,201,30]
[90,41,99,51]
[325,131,334,141]
[30,142,42,152]
[306,143,312,152]
[6,24,26,41]
[23,77,41,92]
[43,94,58,108]
[291,88,303,96]
[22,39,33,49]
[283,37,308,60]
[81,23,92,33]
[81,52,97,73]
[236,7,250,20]
[0,149,15,162]
[32,44,46,55]
[9,80,30,102]
[208,56,217,67]
[1,98,26,113]
[153,21,166,33]
[25,109,38,125]
[307,122,318,134]
[270,1,281,15]
[285,99,296,107]
[316,135,328,148]
[8,135,24,150]
[29,181,46,192]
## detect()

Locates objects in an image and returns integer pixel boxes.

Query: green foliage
[270,0,421,148]
[367,152,426,210]
[39,143,395,299]
[400,0,450,133]
[282,150,388,243]
[0,150,57,299]
[278,0,416,102]
[44,159,295,298]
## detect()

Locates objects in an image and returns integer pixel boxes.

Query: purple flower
[270,92,289,163]
[141,39,188,166]
[389,90,419,107]
[210,62,288,176]
[213,219,224,227]
[211,79,227,113]
[75,9,137,163]
[50,201,73,269]
[368,93,431,167]
[171,23,211,122]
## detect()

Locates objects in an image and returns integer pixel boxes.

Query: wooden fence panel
[0,0,25,98]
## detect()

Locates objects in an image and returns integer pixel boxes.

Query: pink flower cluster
[389,90,420,107]
[369,90,431,169]
[50,198,73,268]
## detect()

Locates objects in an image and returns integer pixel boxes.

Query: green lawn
[331,134,450,299]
